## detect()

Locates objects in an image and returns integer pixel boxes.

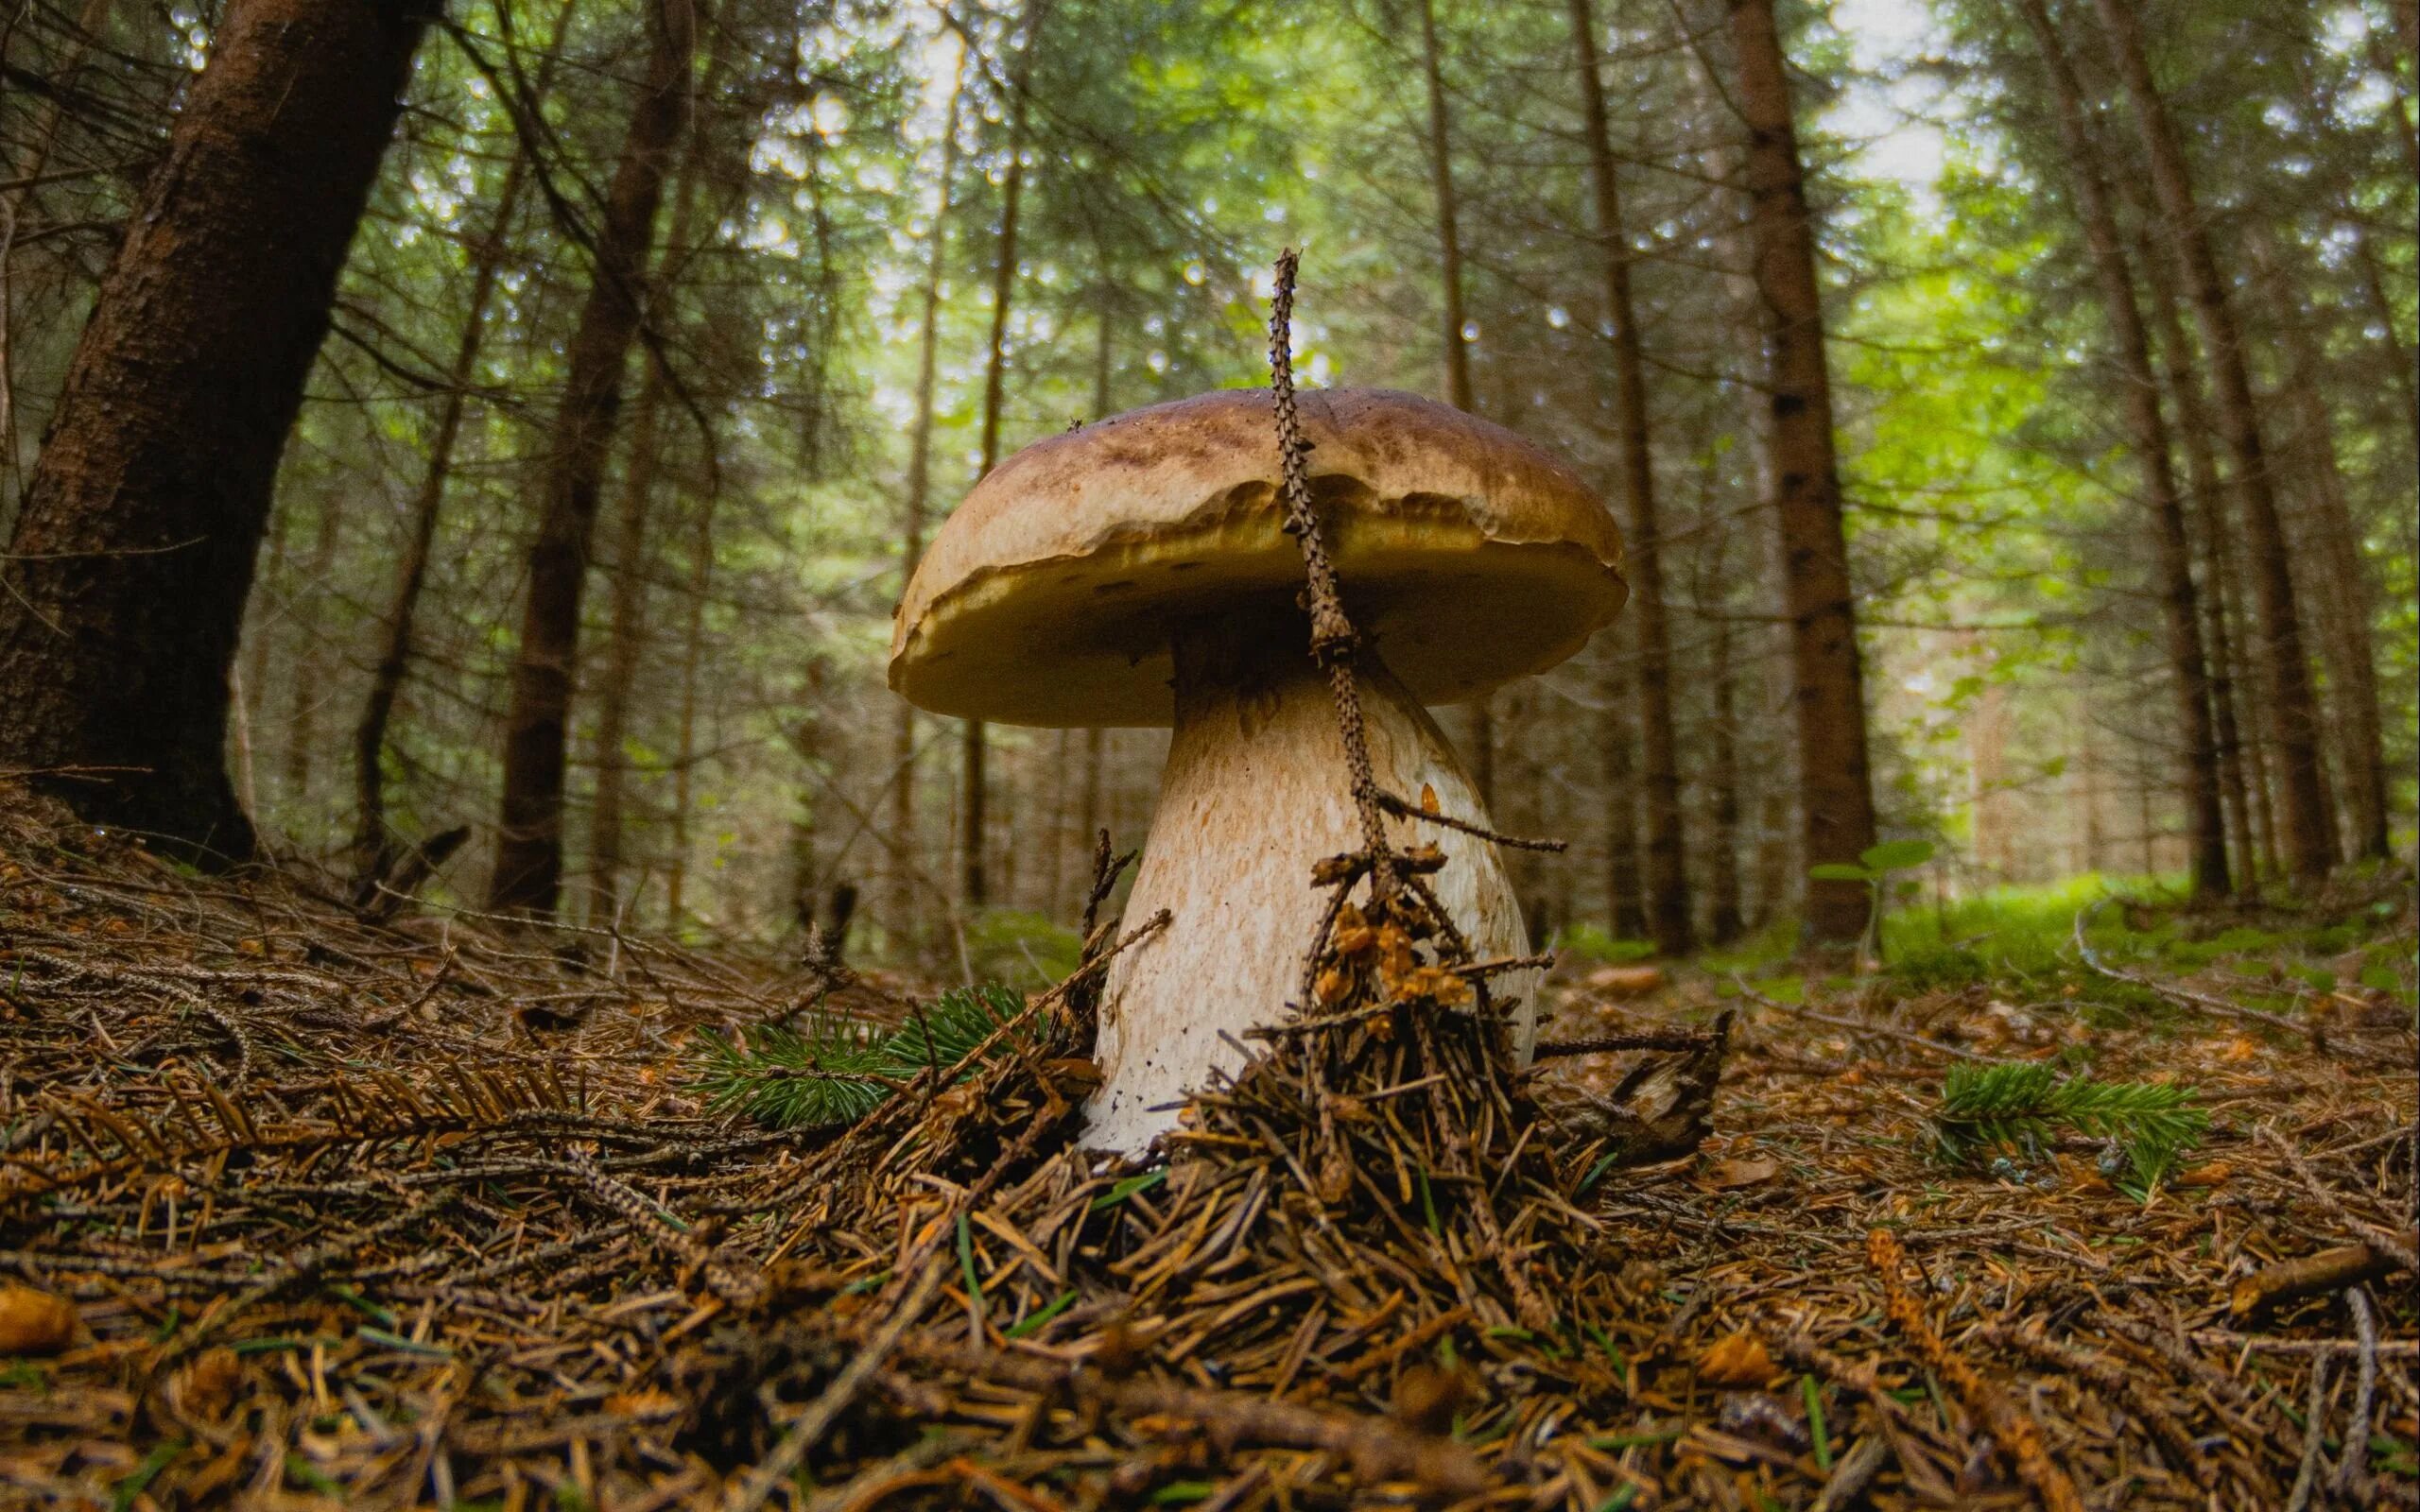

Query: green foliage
[966,911,1084,988]
[1558,925,1655,965]
[692,984,1033,1131]
[1928,1061,2206,1199]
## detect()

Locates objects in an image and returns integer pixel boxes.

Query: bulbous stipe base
[1086,614,1535,1156]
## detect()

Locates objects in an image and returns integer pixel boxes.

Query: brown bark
[585,358,670,924]
[1570,0,1690,953]
[2018,0,2228,897]
[353,141,539,873]
[890,53,966,939]
[1704,591,1745,946]
[489,0,699,916]
[1726,0,1879,946]
[0,0,114,500]
[2089,0,2336,885]
[2249,228,2391,863]
[0,0,432,862]
[1416,0,1495,808]
[588,37,728,926]
[1599,635,1646,940]
[664,490,719,926]
[282,492,340,815]
[962,1,1046,911]
[2132,216,2257,884]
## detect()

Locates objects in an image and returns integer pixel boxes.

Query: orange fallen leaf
[1697,1331,1776,1387]
[1702,1157,1779,1190]
[2172,1161,2230,1188]
[1583,965,1664,998]
[0,1285,77,1355]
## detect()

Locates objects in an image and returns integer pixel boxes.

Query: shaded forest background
[1,0,2411,964]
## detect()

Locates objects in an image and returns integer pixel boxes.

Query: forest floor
[0,790,2413,1511]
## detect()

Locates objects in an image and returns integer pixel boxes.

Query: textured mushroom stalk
[1087,610,1538,1155]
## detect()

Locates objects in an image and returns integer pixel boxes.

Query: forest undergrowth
[0,784,2412,1512]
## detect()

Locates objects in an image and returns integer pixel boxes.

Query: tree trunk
[2018,0,2228,897]
[962,1,1045,911]
[282,492,340,819]
[1726,0,1879,947]
[1704,585,1745,946]
[664,490,718,926]
[1599,634,1646,939]
[0,0,115,503]
[1416,0,1495,808]
[588,45,728,927]
[2090,0,2336,885]
[2248,227,2391,863]
[489,0,698,916]
[353,145,537,873]
[2132,216,2257,885]
[1570,0,1691,953]
[890,50,966,943]
[0,0,433,861]
[585,359,670,925]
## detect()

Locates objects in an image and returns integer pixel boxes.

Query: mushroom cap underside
[890,387,1628,728]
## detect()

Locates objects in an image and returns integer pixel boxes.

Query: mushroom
[890,387,1626,1154]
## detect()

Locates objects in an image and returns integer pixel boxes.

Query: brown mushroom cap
[889,387,1626,727]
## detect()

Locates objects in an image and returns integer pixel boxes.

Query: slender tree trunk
[962,1,1045,911]
[1570,0,1690,952]
[1599,635,1646,939]
[588,47,727,926]
[665,491,717,925]
[2249,228,2391,863]
[0,0,114,504]
[2019,0,2228,897]
[1726,0,1879,947]
[281,492,340,820]
[489,0,699,916]
[354,145,538,872]
[2090,0,2335,885]
[1415,0,1495,806]
[0,0,433,860]
[585,359,670,924]
[890,51,966,943]
[2133,217,2257,885]
[1705,590,1745,945]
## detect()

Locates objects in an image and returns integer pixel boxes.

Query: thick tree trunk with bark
[2089,0,2336,885]
[0,0,431,861]
[1570,0,1690,953]
[2019,0,2228,897]
[1726,0,1879,946]
[490,0,698,916]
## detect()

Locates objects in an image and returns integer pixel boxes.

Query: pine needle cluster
[693,984,1033,1131]
[1928,1060,2206,1198]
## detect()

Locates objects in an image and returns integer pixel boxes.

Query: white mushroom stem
[1087,611,1538,1156]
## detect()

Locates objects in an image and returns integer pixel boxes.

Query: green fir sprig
[1928,1060,2205,1199]
[693,983,1033,1131]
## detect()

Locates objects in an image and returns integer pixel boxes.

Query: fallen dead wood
[2231,1243,2405,1319]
